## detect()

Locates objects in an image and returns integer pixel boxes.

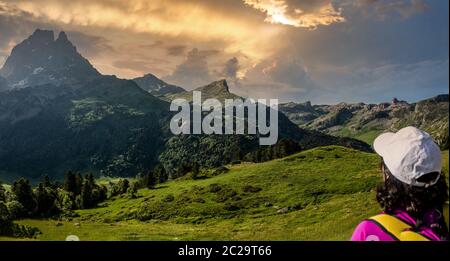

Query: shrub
[223,203,240,211]
[163,194,175,202]
[127,183,138,199]
[209,184,222,193]
[215,188,238,203]
[6,201,25,219]
[242,185,262,193]
[212,166,229,176]
[194,198,206,203]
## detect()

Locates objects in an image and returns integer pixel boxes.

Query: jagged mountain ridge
[0,29,372,182]
[280,95,449,149]
[132,73,185,98]
[166,79,239,101]
[0,30,171,180]
[0,29,100,90]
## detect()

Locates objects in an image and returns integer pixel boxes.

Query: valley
[2,147,447,241]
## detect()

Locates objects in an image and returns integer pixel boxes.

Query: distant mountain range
[280,95,449,149]
[1,29,443,182]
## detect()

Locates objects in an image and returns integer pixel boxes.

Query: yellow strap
[444,202,449,231]
[369,214,430,241]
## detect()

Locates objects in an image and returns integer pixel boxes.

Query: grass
[353,130,382,145]
[335,127,382,145]
[1,146,448,241]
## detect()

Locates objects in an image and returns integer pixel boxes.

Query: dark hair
[376,161,449,240]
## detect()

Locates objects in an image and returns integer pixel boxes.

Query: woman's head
[373,127,448,239]
[376,161,448,239]
[376,161,448,216]
[372,127,446,210]
[373,127,442,187]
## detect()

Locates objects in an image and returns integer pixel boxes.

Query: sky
[0,0,448,104]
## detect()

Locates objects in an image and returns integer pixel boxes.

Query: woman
[351,126,449,241]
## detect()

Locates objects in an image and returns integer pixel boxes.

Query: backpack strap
[368,214,431,241]
[443,202,449,231]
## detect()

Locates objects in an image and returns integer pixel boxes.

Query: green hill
[3,146,448,241]
[1,146,383,240]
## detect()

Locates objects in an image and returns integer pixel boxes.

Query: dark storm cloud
[223,57,240,79]
[112,58,170,75]
[166,45,187,56]
[231,55,319,101]
[0,14,52,65]
[139,40,165,49]
[220,57,241,87]
[66,31,115,58]
[163,48,220,89]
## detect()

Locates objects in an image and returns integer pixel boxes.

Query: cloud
[0,11,50,66]
[267,59,315,91]
[0,0,281,63]
[112,58,170,76]
[222,57,240,79]
[230,55,318,100]
[337,0,428,20]
[308,59,449,104]
[139,40,165,49]
[243,0,428,29]
[246,56,316,90]
[243,0,346,29]
[163,48,218,89]
[0,0,445,104]
[220,57,241,87]
[166,45,187,56]
[66,31,114,58]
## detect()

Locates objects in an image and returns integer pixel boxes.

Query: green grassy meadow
[1,146,448,241]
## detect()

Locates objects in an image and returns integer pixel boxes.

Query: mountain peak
[29,29,54,45]
[216,79,229,92]
[132,73,185,96]
[0,29,100,90]
[142,73,158,79]
[56,31,69,43]
[198,79,229,93]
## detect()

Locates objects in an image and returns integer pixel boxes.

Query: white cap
[373,126,442,187]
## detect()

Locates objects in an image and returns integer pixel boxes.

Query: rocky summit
[167,79,239,101]
[0,29,100,90]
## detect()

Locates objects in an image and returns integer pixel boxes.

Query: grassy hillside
[1,146,448,241]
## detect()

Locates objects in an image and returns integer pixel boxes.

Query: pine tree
[80,178,92,209]
[154,165,168,183]
[43,175,52,188]
[0,180,6,202]
[0,201,13,236]
[192,162,200,180]
[34,183,57,217]
[11,178,36,215]
[146,172,157,189]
